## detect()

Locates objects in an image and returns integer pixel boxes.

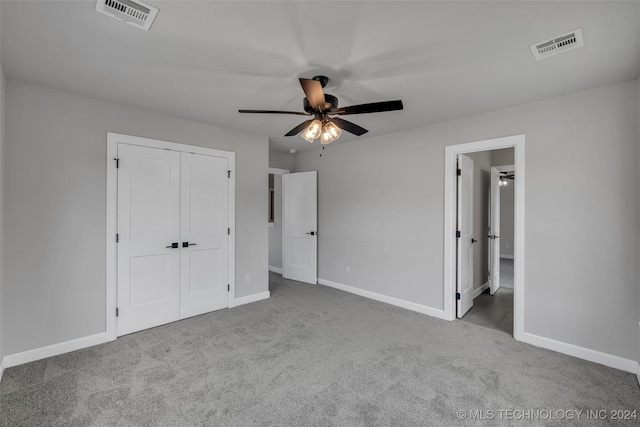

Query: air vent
[95,0,159,31]
[529,28,584,61]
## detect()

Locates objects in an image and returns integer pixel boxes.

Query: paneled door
[117,144,230,336]
[117,144,181,336]
[283,171,317,284]
[456,154,474,318]
[180,153,229,318]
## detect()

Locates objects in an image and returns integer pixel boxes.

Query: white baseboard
[637,322,640,385]
[232,291,270,308]
[500,254,514,260]
[0,292,271,376]
[522,332,638,374]
[2,332,111,372]
[473,282,490,299]
[268,266,283,274]
[318,278,448,321]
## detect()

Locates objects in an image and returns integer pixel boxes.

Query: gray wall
[269,150,293,171]
[491,148,514,166]
[294,80,639,361]
[0,9,4,362]
[3,79,269,356]
[465,151,490,291]
[491,149,515,258]
[268,174,283,270]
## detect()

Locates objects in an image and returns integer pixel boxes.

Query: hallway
[460,258,514,335]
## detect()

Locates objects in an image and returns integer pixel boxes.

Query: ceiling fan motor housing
[312,75,329,88]
[304,94,338,113]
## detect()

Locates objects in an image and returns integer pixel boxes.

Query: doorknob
[471,238,477,244]
[182,242,197,248]
[306,231,316,236]
[166,242,179,249]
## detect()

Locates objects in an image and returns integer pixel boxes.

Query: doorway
[459,156,515,334]
[443,134,525,341]
[268,168,318,286]
[268,167,289,280]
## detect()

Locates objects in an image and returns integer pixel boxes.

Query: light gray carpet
[1,272,638,426]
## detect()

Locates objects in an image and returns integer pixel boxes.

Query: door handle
[182,242,197,248]
[166,242,179,249]
[306,231,316,236]
[471,238,477,244]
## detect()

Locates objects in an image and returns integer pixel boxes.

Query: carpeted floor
[1,272,638,426]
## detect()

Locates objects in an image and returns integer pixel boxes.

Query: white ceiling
[2,1,640,153]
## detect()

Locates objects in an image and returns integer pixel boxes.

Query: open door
[489,167,501,295]
[283,171,317,284]
[456,155,474,318]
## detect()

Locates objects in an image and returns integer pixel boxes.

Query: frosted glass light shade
[301,120,323,142]
[320,121,342,145]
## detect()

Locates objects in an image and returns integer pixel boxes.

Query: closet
[116,142,231,336]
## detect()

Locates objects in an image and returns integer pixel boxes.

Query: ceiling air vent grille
[530,28,583,61]
[95,0,159,31]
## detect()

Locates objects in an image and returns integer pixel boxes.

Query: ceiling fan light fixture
[301,119,322,142]
[320,121,342,145]
[239,76,403,143]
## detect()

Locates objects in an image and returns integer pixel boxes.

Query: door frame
[106,132,236,341]
[268,168,289,274]
[443,134,525,341]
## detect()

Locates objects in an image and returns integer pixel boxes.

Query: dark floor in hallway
[460,258,514,335]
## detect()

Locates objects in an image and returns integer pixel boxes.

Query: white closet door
[117,143,181,336]
[179,153,230,318]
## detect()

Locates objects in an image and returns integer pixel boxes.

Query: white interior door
[180,153,229,318]
[457,154,474,318]
[283,171,317,284]
[117,143,181,336]
[489,167,501,295]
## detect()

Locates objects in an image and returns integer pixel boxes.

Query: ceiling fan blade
[284,119,314,137]
[238,109,311,116]
[328,117,368,136]
[299,78,326,110]
[335,100,403,115]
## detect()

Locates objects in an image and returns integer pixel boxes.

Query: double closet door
[117,143,230,336]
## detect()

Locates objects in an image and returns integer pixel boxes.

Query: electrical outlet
[346,265,350,274]
[245,273,251,283]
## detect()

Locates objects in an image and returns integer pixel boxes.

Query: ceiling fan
[239,76,403,145]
